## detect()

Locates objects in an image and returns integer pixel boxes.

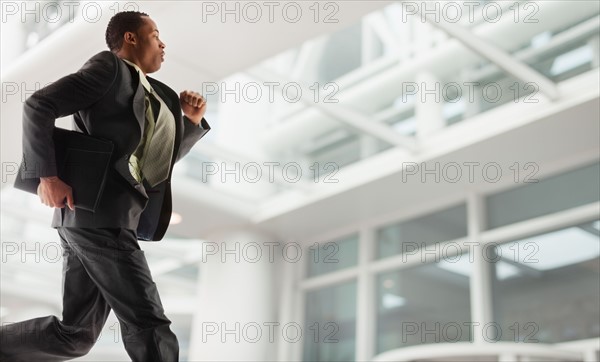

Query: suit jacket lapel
[131,74,146,134]
[120,59,146,134]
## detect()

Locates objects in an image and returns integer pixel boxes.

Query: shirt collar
[121,58,153,93]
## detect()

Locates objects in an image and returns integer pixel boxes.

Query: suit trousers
[0,227,179,361]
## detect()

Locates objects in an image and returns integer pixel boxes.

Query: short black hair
[105,11,149,52]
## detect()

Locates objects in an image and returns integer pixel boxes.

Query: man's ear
[123,32,136,46]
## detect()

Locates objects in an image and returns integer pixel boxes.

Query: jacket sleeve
[175,115,210,163]
[21,50,118,179]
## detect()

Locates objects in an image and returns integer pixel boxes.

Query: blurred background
[1,1,599,361]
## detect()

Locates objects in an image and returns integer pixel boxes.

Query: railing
[372,342,587,362]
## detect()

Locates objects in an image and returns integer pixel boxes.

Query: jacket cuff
[20,157,58,179]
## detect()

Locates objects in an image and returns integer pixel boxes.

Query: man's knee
[57,323,102,358]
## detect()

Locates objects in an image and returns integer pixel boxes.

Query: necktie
[139,88,175,187]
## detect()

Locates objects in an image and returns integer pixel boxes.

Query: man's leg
[57,227,179,362]
[0,228,112,361]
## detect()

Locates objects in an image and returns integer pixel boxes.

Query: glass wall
[376,204,468,259]
[486,162,600,230]
[492,219,600,343]
[300,161,599,360]
[376,256,472,353]
[303,281,357,362]
[306,234,359,278]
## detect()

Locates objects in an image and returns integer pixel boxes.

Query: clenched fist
[180,90,207,125]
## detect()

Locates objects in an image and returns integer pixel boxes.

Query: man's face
[132,16,165,74]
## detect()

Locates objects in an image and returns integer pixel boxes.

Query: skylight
[550,45,593,76]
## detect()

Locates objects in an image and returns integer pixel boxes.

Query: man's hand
[179,90,207,125]
[38,176,74,210]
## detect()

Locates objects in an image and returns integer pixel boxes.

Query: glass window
[306,234,359,278]
[376,255,472,354]
[492,220,600,343]
[486,162,600,230]
[376,204,467,259]
[303,281,357,362]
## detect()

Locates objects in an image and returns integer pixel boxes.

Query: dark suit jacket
[21,50,210,241]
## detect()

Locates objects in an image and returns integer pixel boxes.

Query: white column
[461,70,482,119]
[360,135,379,160]
[415,71,444,140]
[467,192,494,344]
[276,242,301,362]
[398,18,411,62]
[361,19,379,65]
[188,229,278,361]
[355,227,375,361]
[588,35,599,69]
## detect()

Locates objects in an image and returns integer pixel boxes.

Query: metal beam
[407,1,561,101]
[246,67,418,152]
[365,12,401,55]
[291,38,326,80]
[468,15,600,82]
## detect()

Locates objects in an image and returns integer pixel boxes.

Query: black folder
[14,128,114,212]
